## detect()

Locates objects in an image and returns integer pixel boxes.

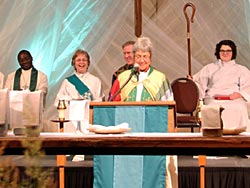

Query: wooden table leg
[198,155,206,188]
[57,155,66,188]
[58,121,65,188]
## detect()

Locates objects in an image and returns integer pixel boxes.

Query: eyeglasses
[220,50,232,53]
[75,59,88,62]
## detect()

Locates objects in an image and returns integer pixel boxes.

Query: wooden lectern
[89,101,177,132]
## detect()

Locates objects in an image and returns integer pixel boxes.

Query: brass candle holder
[51,100,69,132]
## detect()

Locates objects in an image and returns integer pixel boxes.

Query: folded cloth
[68,100,89,133]
[9,90,43,128]
[90,122,129,130]
[23,91,43,126]
[201,105,223,129]
[72,155,85,162]
[88,123,130,133]
[68,100,89,121]
[0,89,8,124]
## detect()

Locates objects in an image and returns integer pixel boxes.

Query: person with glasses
[55,49,103,161]
[55,49,103,103]
[191,39,250,131]
[107,37,177,188]
[109,37,173,101]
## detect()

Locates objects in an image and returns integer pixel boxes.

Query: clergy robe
[55,72,103,103]
[0,72,4,89]
[193,59,250,131]
[109,66,173,102]
[5,68,48,97]
[55,71,103,132]
[104,66,178,188]
[5,68,48,108]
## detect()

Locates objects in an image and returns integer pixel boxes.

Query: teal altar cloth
[93,105,168,188]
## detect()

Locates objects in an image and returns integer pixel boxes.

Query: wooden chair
[171,77,200,132]
[172,78,206,187]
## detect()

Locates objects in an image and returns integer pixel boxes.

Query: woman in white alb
[192,40,250,131]
[55,49,104,161]
[55,49,103,133]
[55,49,103,102]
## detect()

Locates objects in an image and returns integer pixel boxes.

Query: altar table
[1,132,250,156]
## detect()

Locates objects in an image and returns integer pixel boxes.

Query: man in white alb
[5,50,48,101]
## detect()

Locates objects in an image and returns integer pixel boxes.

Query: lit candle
[57,100,67,121]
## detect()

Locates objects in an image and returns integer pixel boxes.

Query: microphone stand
[108,72,135,101]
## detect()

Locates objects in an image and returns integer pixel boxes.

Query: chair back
[171,77,199,114]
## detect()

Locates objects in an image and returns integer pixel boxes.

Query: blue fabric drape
[93,105,168,188]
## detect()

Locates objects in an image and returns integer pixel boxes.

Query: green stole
[14,67,38,91]
[66,74,93,100]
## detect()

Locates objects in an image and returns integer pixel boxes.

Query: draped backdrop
[1,0,250,130]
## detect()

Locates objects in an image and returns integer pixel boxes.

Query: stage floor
[179,155,250,167]
[1,155,250,188]
[178,155,250,188]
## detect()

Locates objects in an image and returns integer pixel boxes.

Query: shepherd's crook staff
[183,2,196,76]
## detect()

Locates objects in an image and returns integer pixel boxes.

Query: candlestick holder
[51,100,69,132]
[57,100,67,122]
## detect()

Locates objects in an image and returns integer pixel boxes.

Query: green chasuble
[93,105,168,188]
[118,67,172,101]
[67,74,93,100]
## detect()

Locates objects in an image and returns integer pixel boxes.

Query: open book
[214,95,230,100]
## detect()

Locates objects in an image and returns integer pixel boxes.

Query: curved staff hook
[183,2,196,76]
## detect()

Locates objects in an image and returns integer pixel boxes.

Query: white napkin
[23,91,43,126]
[90,122,129,130]
[72,155,85,162]
[9,90,43,128]
[0,89,8,124]
[68,100,89,121]
[201,105,223,129]
[68,100,89,133]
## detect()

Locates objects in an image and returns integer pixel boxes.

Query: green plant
[0,143,19,188]
[0,135,57,188]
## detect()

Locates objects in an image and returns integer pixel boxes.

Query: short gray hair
[133,37,153,56]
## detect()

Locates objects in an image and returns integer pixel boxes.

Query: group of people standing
[0,37,250,132]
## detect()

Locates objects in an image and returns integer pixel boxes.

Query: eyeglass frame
[219,50,232,53]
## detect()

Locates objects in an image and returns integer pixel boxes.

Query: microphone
[133,63,140,81]
[109,64,140,101]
